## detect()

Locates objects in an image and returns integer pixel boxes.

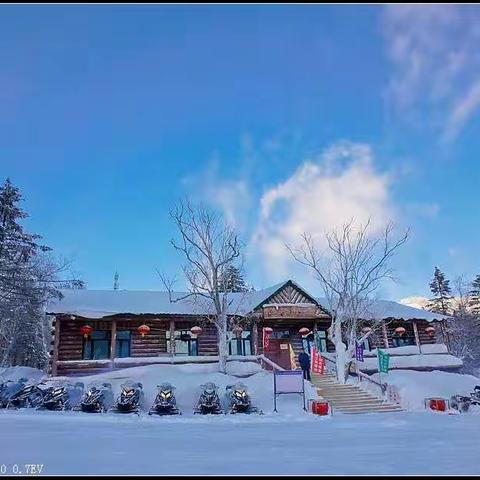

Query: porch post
[412,321,422,354]
[110,319,117,369]
[382,322,389,349]
[51,315,61,376]
[169,319,175,358]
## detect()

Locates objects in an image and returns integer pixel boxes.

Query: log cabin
[46,279,461,376]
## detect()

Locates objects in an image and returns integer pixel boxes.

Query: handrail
[356,369,386,393]
[257,355,285,372]
[318,351,386,394]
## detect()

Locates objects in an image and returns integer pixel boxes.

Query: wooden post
[51,316,61,376]
[382,322,389,349]
[169,319,175,358]
[110,319,117,369]
[412,321,422,354]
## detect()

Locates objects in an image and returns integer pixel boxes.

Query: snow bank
[358,370,480,411]
[364,344,448,356]
[359,353,463,372]
[112,355,259,366]
[55,363,317,415]
[0,366,46,382]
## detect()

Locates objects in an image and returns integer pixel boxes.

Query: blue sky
[1,5,479,300]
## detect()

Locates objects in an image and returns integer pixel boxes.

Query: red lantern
[263,327,273,334]
[190,326,202,336]
[137,324,151,337]
[80,325,93,338]
[394,326,406,336]
[299,327,310,336]
[425,326,435,337]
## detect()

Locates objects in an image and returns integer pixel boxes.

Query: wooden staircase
[311,373,403,414]
[289,336,304,370]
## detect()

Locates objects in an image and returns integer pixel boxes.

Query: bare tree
[288,219,408,383]
[160,200,243,374]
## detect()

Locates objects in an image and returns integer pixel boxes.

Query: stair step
[336,404,403,412]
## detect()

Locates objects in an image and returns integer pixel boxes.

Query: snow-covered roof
[46,283,286,319]
[46,280,448,322]
[315,297,448,323]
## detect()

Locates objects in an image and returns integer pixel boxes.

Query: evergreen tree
[427,266,452,315]
[218,265,249,293]
[469,274,480,318]
[0,178,82,369]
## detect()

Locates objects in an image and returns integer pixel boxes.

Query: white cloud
[249,142,396,283]
[382,5,480,141]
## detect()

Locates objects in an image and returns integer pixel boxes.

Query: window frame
[82,330,111,360]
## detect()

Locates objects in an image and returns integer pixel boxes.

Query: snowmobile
[149,382,181,416]
[470,386,480,406]
[6,379,48,409]
[38,381,84,411]
[112,381,144,414]
[0,379,24,408]
[0,379,18,408]
[76,382,114,413]
[450,394,471,413]
[225,382,261,414]
[194,382,223,415]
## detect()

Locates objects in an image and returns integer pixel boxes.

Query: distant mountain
[399,296,430,310]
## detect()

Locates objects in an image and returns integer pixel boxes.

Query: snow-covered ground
[2,410,480,475]
[2,363,480,474]
[358,369,480,411]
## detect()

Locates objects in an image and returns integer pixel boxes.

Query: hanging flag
[378,349,390,373]
[355,341,364,362]
[314,331,322,352]
[263,328,271,351]
[311,348,325,374]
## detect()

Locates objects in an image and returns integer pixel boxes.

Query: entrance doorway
[264,329,292,369]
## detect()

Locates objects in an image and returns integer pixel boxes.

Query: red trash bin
[426,398,448,412]
[310,400,330,415]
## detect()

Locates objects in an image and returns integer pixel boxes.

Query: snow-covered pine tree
[218,265,249,293]
[469,274,480,318]
[0,178,82,369]
[427,267,452,315]
[447,276,480,376]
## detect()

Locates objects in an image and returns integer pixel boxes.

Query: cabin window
[270,330,290,339]
[116,330,131,358]
[82,330,111,360]
[303,331,327,353]
[228,331,252,356]
[391,322,415,347]
[166,330,198,356]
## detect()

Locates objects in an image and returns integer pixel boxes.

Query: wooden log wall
[197,324,219,356]
[56,316,170,361]
[415,320,438,345]
[364,319,439,350]
[256,320,335,355]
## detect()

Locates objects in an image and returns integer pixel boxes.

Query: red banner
[311,348,325,374]
[263,328,271,351]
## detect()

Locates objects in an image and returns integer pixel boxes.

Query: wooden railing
[257,355,285,372]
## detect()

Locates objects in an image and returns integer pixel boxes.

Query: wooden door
[265,338,292,370]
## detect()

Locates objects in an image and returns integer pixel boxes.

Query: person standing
[298,350,311,381]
